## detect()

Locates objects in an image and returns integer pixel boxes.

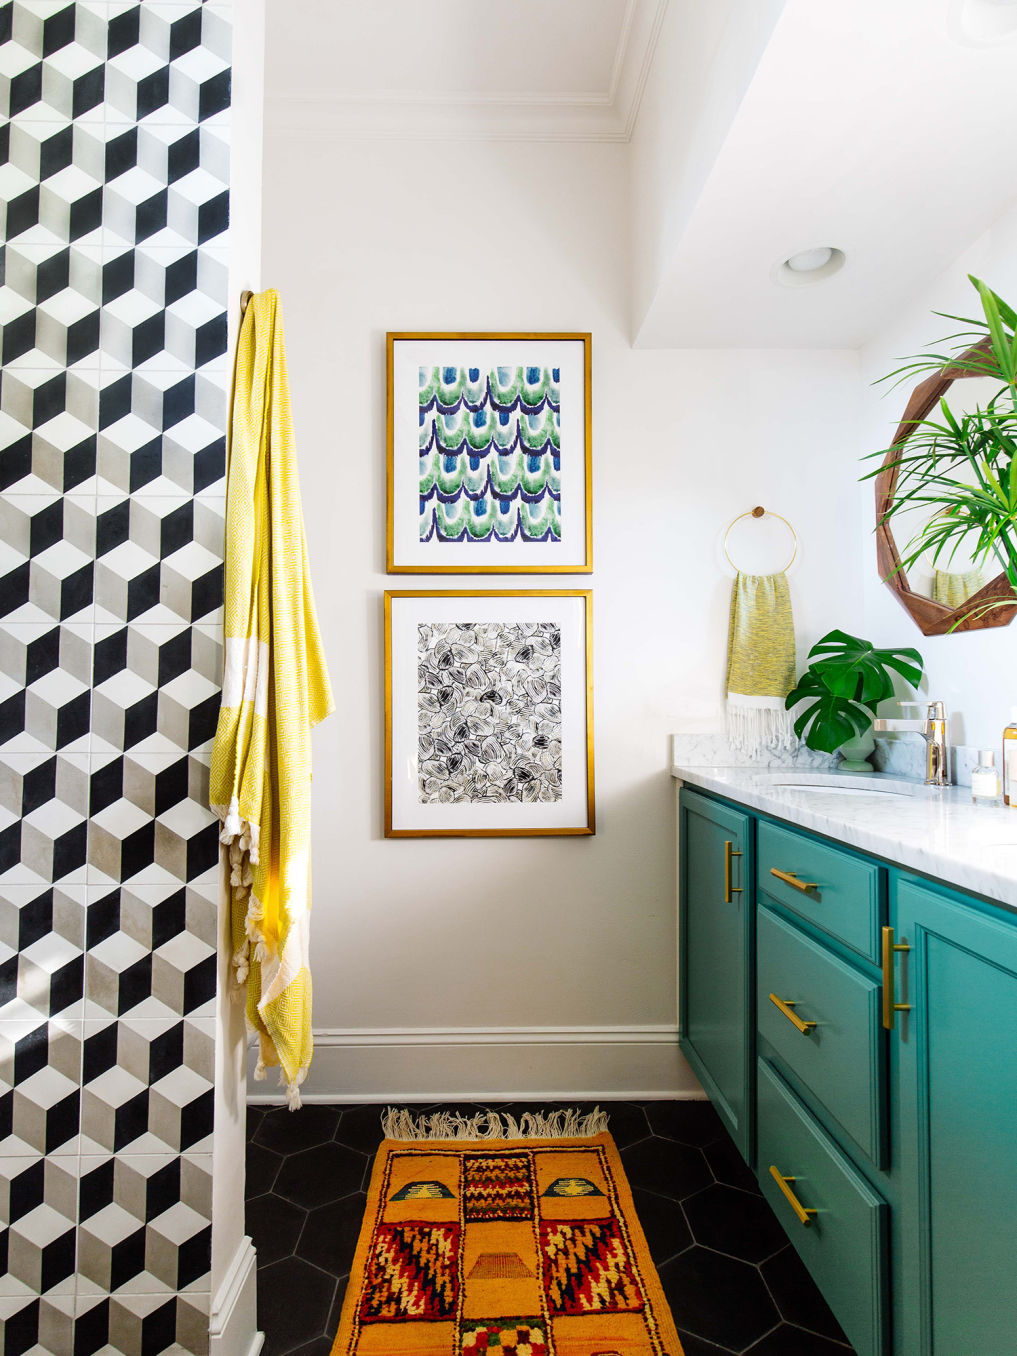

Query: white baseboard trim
[248,1089,708,1104]
[209,1235,262,1356]
[312,1025,680,1047]
[246,1024,704,1103]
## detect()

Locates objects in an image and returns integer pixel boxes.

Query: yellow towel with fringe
[210,289,334,1109]
[725,571,796,756]
[932,566,984,608]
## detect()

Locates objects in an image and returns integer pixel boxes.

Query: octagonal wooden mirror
[874,341,1017,635]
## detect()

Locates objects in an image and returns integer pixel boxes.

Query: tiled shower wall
[0,2,231,1351]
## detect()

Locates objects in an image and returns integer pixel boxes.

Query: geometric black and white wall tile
[1,2,230,1351]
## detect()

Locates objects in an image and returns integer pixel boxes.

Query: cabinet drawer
[757,907,885,1167]
[758,820,881,961]
[757,1058,888,1356]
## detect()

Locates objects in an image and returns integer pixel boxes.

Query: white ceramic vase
[838,726,876,772]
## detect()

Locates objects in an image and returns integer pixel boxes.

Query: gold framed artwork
[385,590,595,838]
[386,332,592,573]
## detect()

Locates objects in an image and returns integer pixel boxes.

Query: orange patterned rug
[329,1124,684,1356]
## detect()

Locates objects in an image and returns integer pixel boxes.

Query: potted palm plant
[863,276,1017,623]
[785,630,924,769]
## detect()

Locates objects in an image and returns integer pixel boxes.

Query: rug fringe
[381,1106,609,1141]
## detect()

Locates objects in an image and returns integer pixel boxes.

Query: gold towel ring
[723,505,798,573]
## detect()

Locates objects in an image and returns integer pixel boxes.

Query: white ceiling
[266,0,668,140]
[264,0,1017,348]
[633,0,1017,348]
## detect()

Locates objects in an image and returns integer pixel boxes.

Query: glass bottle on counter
[972,750,1001,805]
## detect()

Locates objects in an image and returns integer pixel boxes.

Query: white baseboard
[246,1025,704,1103]
[209,1235,262,1356]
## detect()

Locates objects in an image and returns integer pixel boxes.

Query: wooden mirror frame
[874,341,1017,636]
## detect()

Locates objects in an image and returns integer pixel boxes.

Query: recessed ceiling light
[773,247,846,288]
[786,247,834,273]
[949,0,1017,44]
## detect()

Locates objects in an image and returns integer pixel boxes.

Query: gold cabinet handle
[769,1166,818,1226]
[882,925,911,1030]
[724,839,743,903]
[770,867,819,893]
[768,992,817,1034]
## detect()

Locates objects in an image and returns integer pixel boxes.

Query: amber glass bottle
[1004,708,1017,806]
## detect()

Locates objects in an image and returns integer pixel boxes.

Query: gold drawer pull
[768,992,817,1034]
[770,867,819,893]
[882,925,911,1030]
[769,1165,818,1226]
[724,839,743,903]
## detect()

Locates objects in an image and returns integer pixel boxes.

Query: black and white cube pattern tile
[1,2,231,1351]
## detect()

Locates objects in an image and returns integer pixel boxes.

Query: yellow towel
[725,571,797,755]
[210,289,334,1108]
[932,567,984,608]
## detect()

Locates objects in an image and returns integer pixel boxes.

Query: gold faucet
[873,701,949,787]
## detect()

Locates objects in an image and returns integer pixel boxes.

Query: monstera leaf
[785,630,924,753]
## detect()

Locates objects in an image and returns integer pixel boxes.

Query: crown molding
[264,0,669,143]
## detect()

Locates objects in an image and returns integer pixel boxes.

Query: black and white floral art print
[417,622,563,804]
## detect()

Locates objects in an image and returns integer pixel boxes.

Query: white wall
[860,201,1017,753]
[258,131,862,1099]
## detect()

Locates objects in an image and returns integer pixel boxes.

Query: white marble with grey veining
[671,744,1017,910]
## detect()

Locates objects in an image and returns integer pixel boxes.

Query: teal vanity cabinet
[677,783,1017,1356]
[893,875,1017,1355]
[678,789,753,1159]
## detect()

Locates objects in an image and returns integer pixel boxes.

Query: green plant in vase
[785,630,924,770]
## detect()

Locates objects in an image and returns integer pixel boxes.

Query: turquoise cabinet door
[679,789,753,1159]
[894,876,1017,1356]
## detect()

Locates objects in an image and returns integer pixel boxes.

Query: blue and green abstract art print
[419,366,561,544]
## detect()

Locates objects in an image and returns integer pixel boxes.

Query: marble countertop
[671,761,1017,910]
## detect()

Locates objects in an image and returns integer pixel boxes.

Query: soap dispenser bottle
[972,751,1001,805]
[1005,708,1017,806]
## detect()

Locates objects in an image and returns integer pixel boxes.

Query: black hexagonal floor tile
[299,1191,367,1278]
[630,1186,692,1265]
[657,1245,779,1351]
[334,1104,389,1153]
[246,1140,283,1200]
[760,1245,850,1344]
[646,1099,727,1147]
[676,1330,737,1356]
[703,1132,761,1194]
[745,1322,854,1354]
[282,1339,334,1356]
[683,1182,788,1263]
[255,1104,342,1155]
[621,1135,711,1200]
[275,1142,369,1210]
[599,1100,652,1148]
[248,1192,306,1269]
[257,1256,338,1356]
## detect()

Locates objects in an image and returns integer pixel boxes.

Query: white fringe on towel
[726,694,797,757]
[381,1106,609,1142]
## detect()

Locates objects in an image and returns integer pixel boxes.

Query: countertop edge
[672,763,1017,912]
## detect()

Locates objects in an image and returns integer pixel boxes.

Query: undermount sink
[764,774,938,800]
[771,784,914,798]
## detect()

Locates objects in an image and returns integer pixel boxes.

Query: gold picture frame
[385,590,595,837]
[386,332,592,573]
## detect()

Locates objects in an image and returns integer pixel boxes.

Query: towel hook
[723,506,798,573]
